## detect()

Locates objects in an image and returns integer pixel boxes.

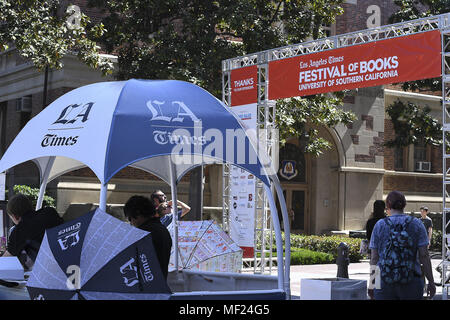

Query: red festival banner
[230,65,258,106]
[268,30,442,100]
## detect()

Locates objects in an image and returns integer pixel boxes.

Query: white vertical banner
[230,103,258,132]
[0,172,5,239]
[0,209,3,239]
[0,172,5,201]
[229,163,256,257]
[228,66,258,258]
[228,105,257,258]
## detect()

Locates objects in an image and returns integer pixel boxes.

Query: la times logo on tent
[147,99,277,176]
[62,254,155,294]
[41,102,94,148]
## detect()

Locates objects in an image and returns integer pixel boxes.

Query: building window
[394,147,405,170]
[414,141,430,172]
[414,142,427,163]
[16,95,32,129]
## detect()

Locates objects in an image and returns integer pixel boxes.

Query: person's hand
[427,282,436,299]
[157,202,168,215]
[165,200,173,213]
[368,289,374,300]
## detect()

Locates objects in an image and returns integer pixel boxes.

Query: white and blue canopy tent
[0,79,291,299]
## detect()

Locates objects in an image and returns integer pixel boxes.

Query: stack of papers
[0,257,24,281]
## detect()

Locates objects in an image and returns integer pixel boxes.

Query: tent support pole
[99,183,107,211]
[36,156,55,210]
[263,184,285,293]
[272,177,291,299]
[169,161,179,271]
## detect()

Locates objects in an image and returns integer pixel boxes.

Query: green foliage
[88,0,351,156]
[12,185,56,209]
[266,248,334,265]
[276,95,357,156]
[430,229,442,252]
[257,232,364,263]
[288,234,364,263]
[89,0,345,96]
[385,100,443,149]
[290,248,334,265]
[0,1,113,75]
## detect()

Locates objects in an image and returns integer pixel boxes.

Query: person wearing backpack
[368,191,436,300]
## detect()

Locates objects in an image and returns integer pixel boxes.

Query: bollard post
[337,242,350,278]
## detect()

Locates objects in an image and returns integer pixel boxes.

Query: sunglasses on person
[155,193,166,201]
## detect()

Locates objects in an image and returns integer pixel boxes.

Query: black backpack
[379,216,418,284]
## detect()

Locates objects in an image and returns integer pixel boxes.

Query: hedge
[257,232,365,263]
[290,248,334,265]
[431,230,442,252]
[287,234,364,263]
[260,248,334,265]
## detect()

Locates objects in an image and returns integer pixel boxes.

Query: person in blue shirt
[368,190,435,300]
[150,190,191,227]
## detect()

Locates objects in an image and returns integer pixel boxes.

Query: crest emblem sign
[279,160,298,180]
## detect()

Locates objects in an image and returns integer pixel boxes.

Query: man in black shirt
[1,194,63,269]
[124,195,172,279]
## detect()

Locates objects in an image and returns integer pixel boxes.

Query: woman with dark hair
[365,200,386,243]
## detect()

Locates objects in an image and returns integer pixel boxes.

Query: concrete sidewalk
[285,259,446,300]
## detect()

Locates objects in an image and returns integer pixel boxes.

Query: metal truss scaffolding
[223,13,450,296]
[223,14,445,70]
[222,58,276,274]
[254,64,276,274]
[441,21,450,300]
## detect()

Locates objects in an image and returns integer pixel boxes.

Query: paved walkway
[284,259,446,300]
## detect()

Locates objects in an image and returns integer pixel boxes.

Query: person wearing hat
[420,206,432,249]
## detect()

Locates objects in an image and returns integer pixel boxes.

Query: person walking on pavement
[419,206,434,293]
[368,191,435,300]
[419,206,433,249]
